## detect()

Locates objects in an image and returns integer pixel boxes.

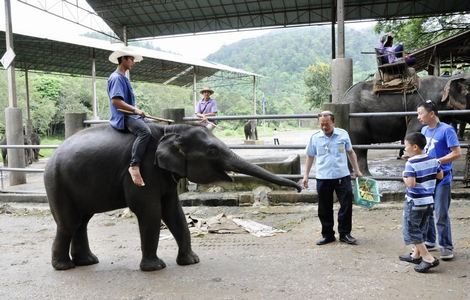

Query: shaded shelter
[83,0,470,40]
[0,29,260,121]
[411,29,470,75]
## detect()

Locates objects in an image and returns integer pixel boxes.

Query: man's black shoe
[316,236,336,245]
[339,234,357,245]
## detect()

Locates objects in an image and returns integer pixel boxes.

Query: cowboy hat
[200,87,214,95]
[109,46,143,64]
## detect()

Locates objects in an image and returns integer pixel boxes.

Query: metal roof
[0,30,258,86]
[411,29,470,73]
[85,0,470,41]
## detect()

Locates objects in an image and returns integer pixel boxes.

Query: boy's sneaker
[440,248,454,261]
[425,243,438,251]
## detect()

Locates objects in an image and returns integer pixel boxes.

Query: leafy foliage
[1,25,380,136]
[304,63,331,109]
[207,26,378,118]
[374,14,470,52]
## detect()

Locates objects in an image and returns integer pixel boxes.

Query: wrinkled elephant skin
[44,124,301,272]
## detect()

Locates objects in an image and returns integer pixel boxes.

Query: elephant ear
[155,133,186,177]
[441,76,466,109]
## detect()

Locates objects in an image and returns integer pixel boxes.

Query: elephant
[340,74,470,175]
[44,123,301,272]
[244,120,258,140]
[29,132,41,162]
[0,136,35,167]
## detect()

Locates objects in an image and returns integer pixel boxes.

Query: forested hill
[209,26,377,79]
[206,26,379,114]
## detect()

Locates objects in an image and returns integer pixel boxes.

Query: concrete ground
[0,201,469,299]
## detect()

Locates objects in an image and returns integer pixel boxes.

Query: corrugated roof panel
[85,0,470,40]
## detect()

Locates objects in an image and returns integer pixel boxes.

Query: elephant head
[441,74,470,110]
[155,125,301,191]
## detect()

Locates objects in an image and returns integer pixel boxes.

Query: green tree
[31,76,61,135]
[374,14,470,52]
[34,76,63,101]
[31,96,58,135]
[304,63,331,109]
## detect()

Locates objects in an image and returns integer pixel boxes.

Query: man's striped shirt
[403,153,441,205]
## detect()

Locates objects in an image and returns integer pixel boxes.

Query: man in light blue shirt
[302,111,363,246]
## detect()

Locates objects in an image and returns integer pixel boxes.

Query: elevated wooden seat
[375,48,408,83]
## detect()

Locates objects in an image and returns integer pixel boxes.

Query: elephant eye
[207,146,218,156]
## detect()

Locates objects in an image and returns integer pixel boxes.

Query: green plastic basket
[353,177,381,208]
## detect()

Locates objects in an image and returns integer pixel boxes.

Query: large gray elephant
[340,74,470,175]
[44,123,301,272]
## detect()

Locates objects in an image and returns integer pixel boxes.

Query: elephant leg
[356,148,371,176]
[133,203,166,271]
[51,226,75,270]
[71,214,99,266]
[458,122,466,139]
[161,190,199,266]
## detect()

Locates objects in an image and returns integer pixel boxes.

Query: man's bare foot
[128,166,145,187]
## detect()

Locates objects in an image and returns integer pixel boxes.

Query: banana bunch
[359,181,375,201]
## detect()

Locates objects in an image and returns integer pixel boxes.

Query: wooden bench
[375,48,408,83]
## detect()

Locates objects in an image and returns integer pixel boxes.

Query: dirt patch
[0,201,469,299]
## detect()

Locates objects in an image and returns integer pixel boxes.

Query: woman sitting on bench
[378,33,416,66]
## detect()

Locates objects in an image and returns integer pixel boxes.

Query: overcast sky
[1,0,375,59]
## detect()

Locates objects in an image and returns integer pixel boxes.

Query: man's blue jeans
[425,183,453,250]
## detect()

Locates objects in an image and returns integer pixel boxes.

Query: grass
[39,136,63,158]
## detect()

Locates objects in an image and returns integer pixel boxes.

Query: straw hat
[200,87,214,95]
[109,46,143,64]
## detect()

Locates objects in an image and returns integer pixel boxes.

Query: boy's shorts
[402,200,433,245]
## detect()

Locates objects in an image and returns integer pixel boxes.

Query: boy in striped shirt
[400,132,443,273]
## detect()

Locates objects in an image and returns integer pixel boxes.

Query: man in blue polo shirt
[302,111,363,246]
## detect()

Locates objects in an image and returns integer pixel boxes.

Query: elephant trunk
[224,152,302,192]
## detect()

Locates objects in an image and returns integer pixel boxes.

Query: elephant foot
[140,257,166,272]
[72,252,99,266]
[52,258,76,271]
[177,250,200,266]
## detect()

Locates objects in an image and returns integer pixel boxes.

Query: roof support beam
[91,50,98,119]
[4,0,17,108]
[17,0,119,40]
[193,67,197,111]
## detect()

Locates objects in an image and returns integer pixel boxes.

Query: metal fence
[1,109,469,190]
